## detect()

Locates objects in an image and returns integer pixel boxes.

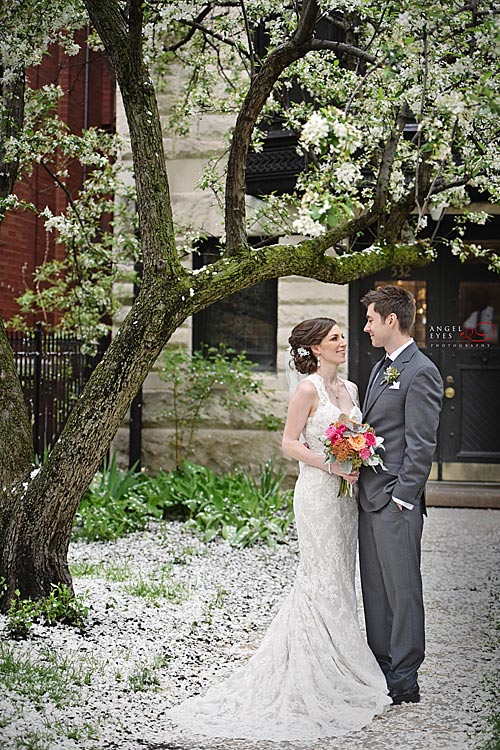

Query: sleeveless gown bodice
[167,374,390,741]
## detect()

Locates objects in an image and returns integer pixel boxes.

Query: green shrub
[73,454,293,548]
[158,344,263,469]
[74,454,163,541]
[5,584,88,640]
[156,460,294,547]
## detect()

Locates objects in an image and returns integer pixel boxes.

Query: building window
[192,241,278,371]
[459,282,499,345]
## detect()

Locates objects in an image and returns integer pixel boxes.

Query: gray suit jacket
[359,342,443,512]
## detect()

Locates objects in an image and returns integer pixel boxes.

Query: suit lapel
[363,366,389,416]
[363,342,419,418]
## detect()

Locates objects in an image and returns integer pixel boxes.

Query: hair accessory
[297,346,309,357]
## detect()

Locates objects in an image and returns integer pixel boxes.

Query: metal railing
[7,323,108,457]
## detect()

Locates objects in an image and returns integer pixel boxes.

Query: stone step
[427,481,500,509]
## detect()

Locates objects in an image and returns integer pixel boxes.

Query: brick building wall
[0,29,115,325]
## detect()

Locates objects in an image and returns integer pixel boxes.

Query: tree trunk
[0,314,33,495]
[0,281,186,606]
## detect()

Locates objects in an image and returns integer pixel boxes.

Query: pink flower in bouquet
[325,425,342,442]
[359,447,371,460]
[365,431,376,447]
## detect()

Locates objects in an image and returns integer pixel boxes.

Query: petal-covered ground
[0,508,498,750]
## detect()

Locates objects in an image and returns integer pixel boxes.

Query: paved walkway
[152,509,500,750]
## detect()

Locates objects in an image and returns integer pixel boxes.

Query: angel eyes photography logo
[427,322,498,348]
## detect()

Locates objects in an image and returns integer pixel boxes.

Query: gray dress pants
[359,500,425,697]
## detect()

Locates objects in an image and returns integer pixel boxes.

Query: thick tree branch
[309,39,377,64]
[224,0,322,252]
[223,0,384,252]
[127,0,144,68]
[188,238,433,313]
[323,14,348,32]
[84,0,184,282]
[294,0,322,44]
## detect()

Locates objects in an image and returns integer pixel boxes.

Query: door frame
[349,236,500,481]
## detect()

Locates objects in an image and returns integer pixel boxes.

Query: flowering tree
[1,0,499,607]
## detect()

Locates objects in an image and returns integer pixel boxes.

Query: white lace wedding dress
[167,374,390,741]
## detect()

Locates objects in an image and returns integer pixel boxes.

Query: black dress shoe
[391,689,421,705]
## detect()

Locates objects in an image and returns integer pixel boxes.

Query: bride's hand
[326,464,359,484]
[343,469,360,485]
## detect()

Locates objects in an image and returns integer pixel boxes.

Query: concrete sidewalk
[155,508,500,750]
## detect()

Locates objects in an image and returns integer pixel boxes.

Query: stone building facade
[112,82,349,475]
[113,74,500,488]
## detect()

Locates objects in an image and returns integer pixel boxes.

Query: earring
[317,353,321,368]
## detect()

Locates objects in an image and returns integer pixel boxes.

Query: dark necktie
[368,355,392,396]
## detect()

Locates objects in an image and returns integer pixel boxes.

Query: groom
[358,285,443,705]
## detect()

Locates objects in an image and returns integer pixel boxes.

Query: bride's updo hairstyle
[289,318,337,374]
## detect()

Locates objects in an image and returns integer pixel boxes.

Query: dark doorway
[349,240,500,480]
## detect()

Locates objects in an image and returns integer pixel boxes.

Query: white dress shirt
[385,340,415,511]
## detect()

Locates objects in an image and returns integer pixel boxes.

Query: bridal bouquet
[323,415,386,497]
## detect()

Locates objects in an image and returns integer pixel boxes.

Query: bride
[167,317,391,741]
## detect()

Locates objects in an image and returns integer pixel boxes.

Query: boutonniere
[383,365,400,386]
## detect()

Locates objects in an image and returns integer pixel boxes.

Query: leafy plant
[73,455,292,547]
[261,412,284,432]
[74,454,162,541]
[5,584,88,639]
[38,583,88,628]
[6,595,38,639]
[158,460,294,547]
[158,344,263,469]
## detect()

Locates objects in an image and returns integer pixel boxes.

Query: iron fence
[7,323,108,457]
